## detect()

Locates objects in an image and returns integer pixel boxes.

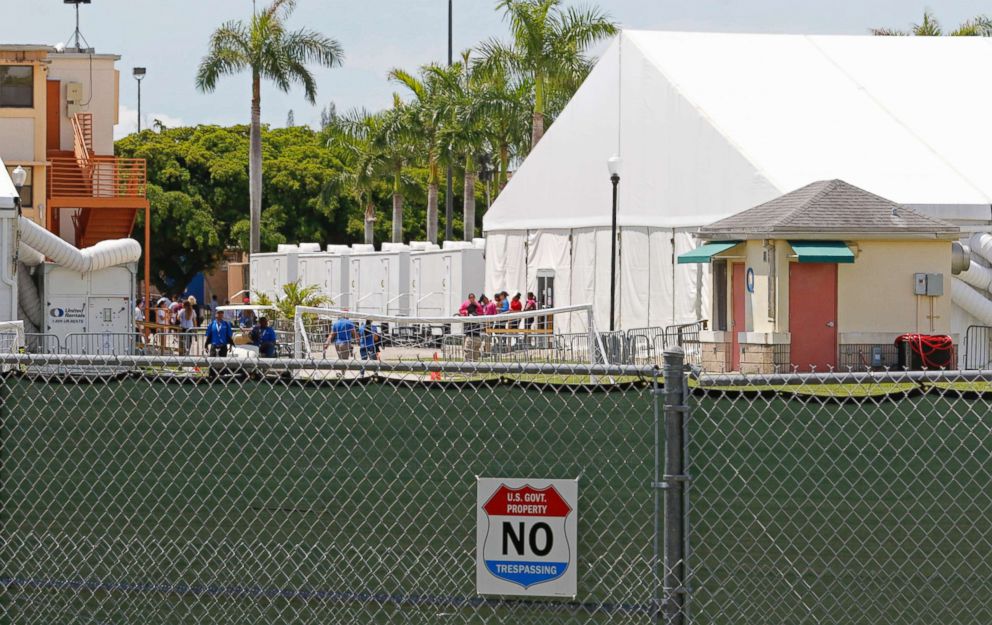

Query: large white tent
[483,30,992,332]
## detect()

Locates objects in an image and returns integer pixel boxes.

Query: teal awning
[788,240,855,263]
[677,241,742,264]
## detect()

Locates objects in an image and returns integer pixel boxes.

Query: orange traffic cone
[430,352,442,381]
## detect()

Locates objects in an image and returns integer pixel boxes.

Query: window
[5,166,32,207]
[0,66,33,108]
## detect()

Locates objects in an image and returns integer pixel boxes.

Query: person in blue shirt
[251,316,278,358]
[204,309,235,357]
[324,315,357,359]
[358,319,381,360]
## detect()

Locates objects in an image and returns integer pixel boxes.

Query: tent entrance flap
[789,240,855,263]
[677,241,741,264]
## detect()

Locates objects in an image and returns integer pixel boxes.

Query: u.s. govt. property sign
[476,477,578,597]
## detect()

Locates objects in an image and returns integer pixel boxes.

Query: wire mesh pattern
[4,350,987,625]
[689,365,992,625]
[0,355,662,625]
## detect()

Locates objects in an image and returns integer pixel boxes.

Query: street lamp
[607,155,621,332]
[133,67,146,133]
[10,166,27,190]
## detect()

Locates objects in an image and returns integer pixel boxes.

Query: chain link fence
[0,355,663,625]
[3,350,992,625]
[687,361,992,625]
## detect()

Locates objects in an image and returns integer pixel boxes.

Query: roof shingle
[698,179,959,237]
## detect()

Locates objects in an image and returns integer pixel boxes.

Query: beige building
[0,44,148,300]
[679,180,960,373]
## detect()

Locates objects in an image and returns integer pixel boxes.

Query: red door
[731,263,745,370]
[789,263,838,372]
[46,80,61,152]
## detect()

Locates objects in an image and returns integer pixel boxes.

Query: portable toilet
[299,247,351,309]
[249,249,299,302]
[348,244,410,317]
[410,246,485,317]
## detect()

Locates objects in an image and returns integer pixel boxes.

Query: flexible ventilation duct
[17,303,38,335]
[16,264,42,328]
[19,216,140,273]
[952,278,992,326]
[18,244,44,267]
[956,261,992,292]
[951,241,971,274]
[970,233,992,265]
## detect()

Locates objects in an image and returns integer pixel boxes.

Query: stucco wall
[48,54,119,155]
[714,238,953,346]
[837,240,951,338]
[0,57,47,224]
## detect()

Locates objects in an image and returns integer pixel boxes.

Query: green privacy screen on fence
[0,367,660,625]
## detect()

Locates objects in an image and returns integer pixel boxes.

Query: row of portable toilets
[249,239,487,318]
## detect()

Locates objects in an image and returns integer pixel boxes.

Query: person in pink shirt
[459,293,479,316]
[481,294,498,316]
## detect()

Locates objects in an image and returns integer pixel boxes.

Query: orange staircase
[47,112,147,245]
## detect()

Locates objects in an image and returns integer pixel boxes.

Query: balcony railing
[48,156,147,201]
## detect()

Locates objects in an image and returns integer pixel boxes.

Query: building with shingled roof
[678,180,961,373]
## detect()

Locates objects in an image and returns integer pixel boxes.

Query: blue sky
[1,0,988,137]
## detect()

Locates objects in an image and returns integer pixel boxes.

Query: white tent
[483,31,992,332]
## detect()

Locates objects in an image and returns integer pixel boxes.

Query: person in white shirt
[177,300,196,354]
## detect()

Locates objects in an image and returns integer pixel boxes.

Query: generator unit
[41,262,136,344]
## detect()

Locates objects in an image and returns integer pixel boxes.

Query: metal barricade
[63,332,145,356]
[23,333,61,355]
[963,325,992,369]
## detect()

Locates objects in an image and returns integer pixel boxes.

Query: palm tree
[872,9,992,36]
[377,95,416,243]
[389,67,452,243]
[433,53,490,240]
[325,109,389,245]
[476,0,616,149]
[474,67,531,190]
[196,0,343,256]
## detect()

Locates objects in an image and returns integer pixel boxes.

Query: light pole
[607,155,621,331]
[133,67,146,132]
[445,0,454,241]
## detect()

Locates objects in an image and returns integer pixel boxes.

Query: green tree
[377,95,417,243]
[117,124,349,284]
[325,109,391,245]
[253,281,329,321]
[433,54,489,240]
[136,184,225,292]
[195,0,343,256]
[473,64,530,191]
[389,66,454,243]
[476,0,616,149]
[872,9,992,36]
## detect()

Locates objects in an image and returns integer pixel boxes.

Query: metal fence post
[662,346,688,624]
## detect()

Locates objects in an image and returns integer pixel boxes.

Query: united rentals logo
[49,308,65,318]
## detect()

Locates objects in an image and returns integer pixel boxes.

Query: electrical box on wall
[914,273,944,296]
[66,82,83,116]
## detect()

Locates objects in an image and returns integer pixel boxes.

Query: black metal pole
[610,173,619,331]
[137,79,142,133]
[445,0,454,241]
[662,347,688,625]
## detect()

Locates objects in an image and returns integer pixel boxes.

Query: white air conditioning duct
[952,277,992,325]
[18,217,140,273]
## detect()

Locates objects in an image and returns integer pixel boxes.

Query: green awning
[788,240,855,263]
[677,241,742,264]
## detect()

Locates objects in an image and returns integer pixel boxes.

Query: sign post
[476,477,578,597]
